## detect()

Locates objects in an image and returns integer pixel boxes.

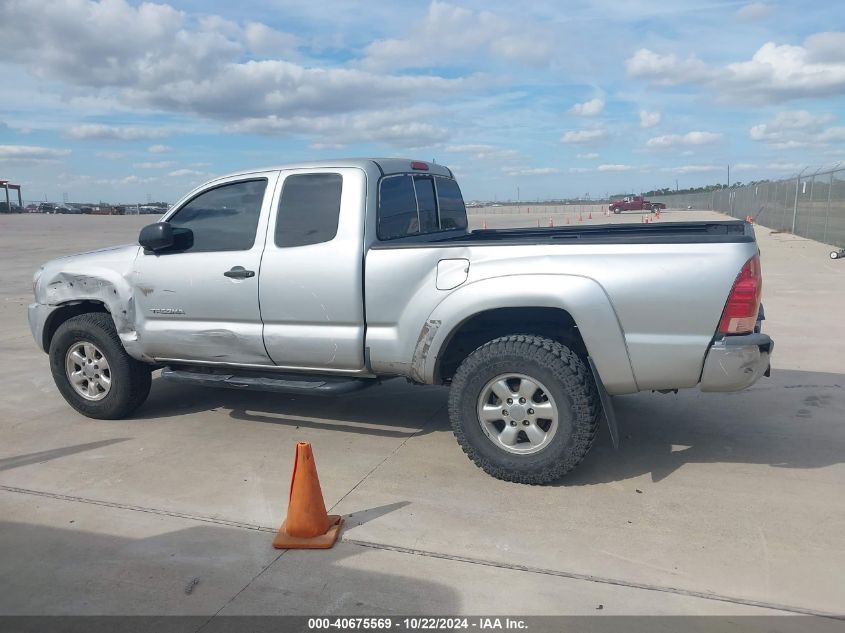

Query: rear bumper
[699,333,773,392]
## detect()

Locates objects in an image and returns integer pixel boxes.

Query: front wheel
[448,334,600,484]
[49,313,152,419]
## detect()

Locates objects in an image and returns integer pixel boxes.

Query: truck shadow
[562,368,845,486]
[137,376,450,439]
[137,369,844,487]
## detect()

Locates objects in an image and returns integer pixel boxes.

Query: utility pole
[727,164,730,188]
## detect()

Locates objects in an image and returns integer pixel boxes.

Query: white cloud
[66,124,168,141]
[626,49,713,86]
[736,2,773,22]
[749,110,845,148]
[560,129,607,144]
[660,165,721,174]
[568,167,590,173]
[96,151,127,160]
[646,131,722,149]
[504,167,560,176]
[639,110,661,128]
[134,161,176,169]
[168,169,208,177]
[734,163,759,171]
[576,153,599,159]
[0,145,71,160]
[148,144,173,153]
[767,162,804,171]
[242,22,301,58]
[446,144,520,160]
[226,108,449,148]
[597,164,633,172]
[0,0,467,149]
[570,98,604,117]
[626,33,845,103]
[361,1,553,71]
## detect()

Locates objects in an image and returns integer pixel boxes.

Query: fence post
[791,168,806,234]
[823,171,834,244]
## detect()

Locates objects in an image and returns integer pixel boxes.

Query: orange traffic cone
[483,220,488,229]
[548,217,554,227]
[273,442,343,549]
[588,211,592,220]
[746,215,753,224]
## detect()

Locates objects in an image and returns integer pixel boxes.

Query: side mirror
[139,222,193,253]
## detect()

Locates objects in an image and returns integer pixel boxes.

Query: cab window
[168,179,267,252]
[275,173,343,247]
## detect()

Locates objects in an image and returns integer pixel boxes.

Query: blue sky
[1,0,844,203]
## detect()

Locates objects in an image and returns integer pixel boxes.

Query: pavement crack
[327,403,445,514]
[195,550,289,632]
[0,485,276,533]
[341,538,843,620]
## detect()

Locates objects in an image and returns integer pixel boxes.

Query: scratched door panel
[132,172,280,365]
[259,168,367,372]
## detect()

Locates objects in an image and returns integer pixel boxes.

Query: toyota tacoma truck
[28,158,772,484]
[609,195,666,214]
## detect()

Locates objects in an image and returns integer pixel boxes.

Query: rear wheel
[49,313,151,419]
[448,334,600,484]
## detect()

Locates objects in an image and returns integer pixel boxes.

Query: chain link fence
[650,166,845,248]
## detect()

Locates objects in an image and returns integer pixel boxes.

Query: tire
[612,208,621,214]
[49,313,152,419]
[448,334,600,484]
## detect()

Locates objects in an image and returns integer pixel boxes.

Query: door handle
[224,266,255,279]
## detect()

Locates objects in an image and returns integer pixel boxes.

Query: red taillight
[718,255,762,334]
[410,161,429,171]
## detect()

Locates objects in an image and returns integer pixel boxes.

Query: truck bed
[371,220,753,248]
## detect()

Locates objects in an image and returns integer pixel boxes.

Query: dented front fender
[30,244,149,360]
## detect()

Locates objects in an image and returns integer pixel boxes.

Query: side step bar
[161,367,376,396]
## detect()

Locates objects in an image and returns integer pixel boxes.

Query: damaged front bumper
[699,332,773,392]
[28,302,56,353]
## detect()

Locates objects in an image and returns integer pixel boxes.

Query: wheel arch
[43,300,109,352]
[417,274,638,394]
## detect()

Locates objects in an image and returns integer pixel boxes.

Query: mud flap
[588,356,619,450]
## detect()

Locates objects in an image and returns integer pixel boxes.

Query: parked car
[28,158,772,483]
[609,195,666,214]
[37,203,57,214]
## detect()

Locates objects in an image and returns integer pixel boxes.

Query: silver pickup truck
[29,158,773,483]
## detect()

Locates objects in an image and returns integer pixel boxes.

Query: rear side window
[436,177,468,230]
[414,176,438,233]
[377,174,468,240]
[275,173,343,247]
[378,175,419,240]
[168,179,267,252]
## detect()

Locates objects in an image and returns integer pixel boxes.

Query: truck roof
[214,158,454,181]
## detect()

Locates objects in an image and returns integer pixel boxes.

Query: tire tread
[448,334,600,484]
